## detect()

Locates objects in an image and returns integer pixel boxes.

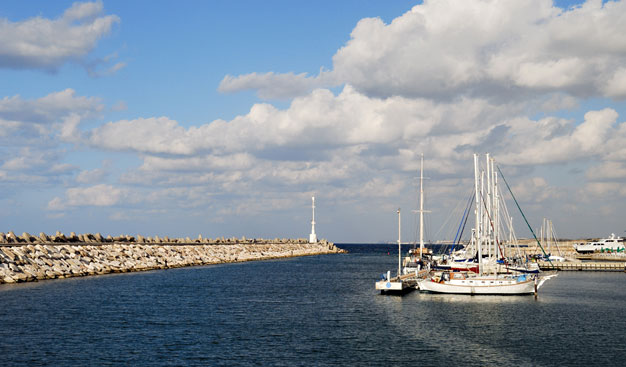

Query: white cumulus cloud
[0,1,120,71]
[48,184,126,210]
[222,0,626,102]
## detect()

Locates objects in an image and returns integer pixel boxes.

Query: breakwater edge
[0,231,345,284]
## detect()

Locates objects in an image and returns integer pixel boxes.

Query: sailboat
[375,209,422,293]
[402,154,431,276]
[418,153,554,295]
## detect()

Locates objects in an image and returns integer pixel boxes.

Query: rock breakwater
[0,231,345,284]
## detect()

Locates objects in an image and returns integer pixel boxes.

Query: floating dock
[538,261,626,272]
[375,273,417,294]
[375,269,429,294]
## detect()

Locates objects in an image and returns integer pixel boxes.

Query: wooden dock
[538,261,626,272]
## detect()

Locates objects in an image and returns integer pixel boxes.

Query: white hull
[418,273,542,295]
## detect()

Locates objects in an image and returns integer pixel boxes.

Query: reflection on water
[419,292,536,304]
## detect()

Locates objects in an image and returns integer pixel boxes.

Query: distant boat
[574,234,625,254]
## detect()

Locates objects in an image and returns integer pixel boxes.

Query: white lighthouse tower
[309,196,318,243]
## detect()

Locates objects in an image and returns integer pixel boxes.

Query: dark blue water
[1,244,625,366]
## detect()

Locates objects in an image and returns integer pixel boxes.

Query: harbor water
[1,243,625,366]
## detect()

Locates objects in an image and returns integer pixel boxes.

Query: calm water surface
[1,244,625,366]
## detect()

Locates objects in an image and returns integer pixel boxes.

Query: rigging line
[451,190,474,250]
[438,190,463,254]
[450,193,476,247]
[496,165,552,264]
[498,186,522,258]
[478,188,508,264]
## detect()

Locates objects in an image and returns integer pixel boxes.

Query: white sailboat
[418,153,554,295]
[376,209,420,293]
[402,154,431,276]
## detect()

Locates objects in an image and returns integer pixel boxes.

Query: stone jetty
[0,231,345,284]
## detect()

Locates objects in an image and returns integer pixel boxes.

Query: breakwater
[0,231,344,284]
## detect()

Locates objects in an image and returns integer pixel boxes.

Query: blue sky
[1,0,626,243]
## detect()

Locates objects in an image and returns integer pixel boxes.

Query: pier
[538,261,626,272]
[0,231,345,284]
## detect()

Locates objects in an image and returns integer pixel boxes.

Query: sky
[1,0,625,243]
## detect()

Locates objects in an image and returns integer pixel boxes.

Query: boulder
[1,248,16,261]
[7,231,17,241]
[39,232,50,242]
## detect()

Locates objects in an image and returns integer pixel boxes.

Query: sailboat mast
[397,208,402,278]
[474,154,483,275]
[419,154,424,258]
[493,157,500,258]
[486,153,492,259]
[548,219,552,254]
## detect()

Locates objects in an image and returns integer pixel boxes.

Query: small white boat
[574,234,625,253]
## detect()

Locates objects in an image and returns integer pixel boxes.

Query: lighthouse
[309,196,317,243]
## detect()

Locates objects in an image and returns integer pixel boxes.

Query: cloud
[0,89,103,187]
[222,0,626,102]
[85,52,127,77]
[0,1,120,72]
[603,68,626,98]
[337,0,626,99]
[88,116,202,155]
[89,86,503,157]
[48,184,125,210]
[586,161,626,180]
[497,108,622,165]
[0,88,102,126]
[219,72,332,100]
[76,167,108,184]
[583,182,626,197]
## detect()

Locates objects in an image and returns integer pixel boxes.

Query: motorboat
[574,234,625,253]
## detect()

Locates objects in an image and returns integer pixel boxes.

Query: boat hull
[418,276,538,295]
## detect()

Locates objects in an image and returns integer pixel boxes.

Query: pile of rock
[0,231,315,246]
[0,235,344,284]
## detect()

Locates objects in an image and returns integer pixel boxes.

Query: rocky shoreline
[0,231,345,284]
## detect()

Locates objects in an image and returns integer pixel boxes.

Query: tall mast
[493,157,500,258]
[486,153,492,259]
[419,154,425,258]
[474,154,483,275]
[547,219,552,254]
[397,208,402,277]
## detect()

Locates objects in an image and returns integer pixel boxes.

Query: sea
[1,243,625,366]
